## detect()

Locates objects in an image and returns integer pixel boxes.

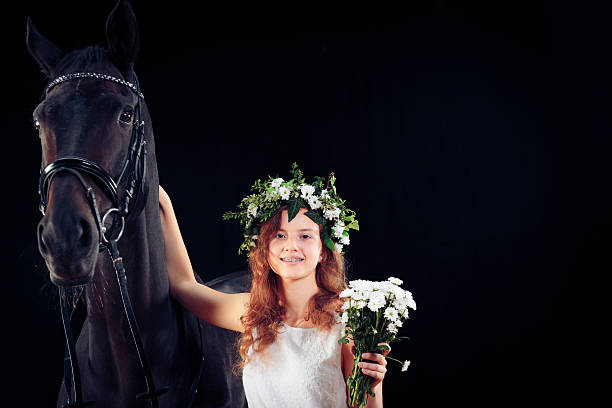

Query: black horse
[28,1,248,406]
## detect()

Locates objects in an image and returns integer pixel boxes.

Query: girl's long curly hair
[235,206,347,371]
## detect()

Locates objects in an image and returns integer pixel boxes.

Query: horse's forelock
[51,46,118,79]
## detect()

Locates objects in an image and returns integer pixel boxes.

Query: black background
[3,0,606,406]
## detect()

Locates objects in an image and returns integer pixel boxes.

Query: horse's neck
[84,186,179,358]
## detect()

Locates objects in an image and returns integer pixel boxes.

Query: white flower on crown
[333,222,345,239]
[278,186,291,200]
[320,189,330,199]
[341,234,350,245]
[307,195,322,210]
[335,243,344,253]
[323,205,341,221]
[247,204,258,218]
[300,184,316,198]
[271,178,284,189]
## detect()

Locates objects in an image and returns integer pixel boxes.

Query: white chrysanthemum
[339,288,354,298]
[384,306,399,321]
[350,289,368,301]
[387,283,405,299]
[300,184,315,198]
[367,291,386,312]
[341,234,350,245]
[399,291,417,311]
[333,222,345,239]
[379,281,398,296]
[271,177,284,189]
[401,360,410,371]
[387,323,398,334]
[323,206,341,220]
[388,277,403,286]
[395,302,408,317]
[349,279,373,292]
[335,243,344,253]
[354,300,367,309]
[320,189,330,199]
[307,195,322,210]
[341,300,351,311]
[278,186,291,200]
[247,204,258,218]
[392,288,416,311]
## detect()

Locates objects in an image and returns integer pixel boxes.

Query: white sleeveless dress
[242,321,348,408]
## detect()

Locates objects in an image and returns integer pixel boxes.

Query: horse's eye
[34,119,40,131]
[119,110,134,124]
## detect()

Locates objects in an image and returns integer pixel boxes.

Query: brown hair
[235,206,347,371]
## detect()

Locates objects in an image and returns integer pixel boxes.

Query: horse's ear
[105,0,140,78]
[26,17,64,78]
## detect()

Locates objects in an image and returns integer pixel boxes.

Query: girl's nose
[283,236,299,252]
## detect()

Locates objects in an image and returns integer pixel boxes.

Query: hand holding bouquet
[339,277,416,407]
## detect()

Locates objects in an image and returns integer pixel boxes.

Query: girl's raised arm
[158,185,249,333]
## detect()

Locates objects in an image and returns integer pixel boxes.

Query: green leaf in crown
[223,163,358,257]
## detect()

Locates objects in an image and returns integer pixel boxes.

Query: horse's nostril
[78,218,92,249]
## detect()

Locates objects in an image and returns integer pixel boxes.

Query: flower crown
[222,163,359,256]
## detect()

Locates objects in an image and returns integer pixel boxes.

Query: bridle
[38,72,204,408]
[39,72,147,233]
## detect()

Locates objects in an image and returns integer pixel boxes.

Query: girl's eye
[276,233,285,239]
[119,110,134,124]
[301,234,311,239]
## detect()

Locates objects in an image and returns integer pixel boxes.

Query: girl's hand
[358,343,390,388]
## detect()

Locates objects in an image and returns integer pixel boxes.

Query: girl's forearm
[365,382,383,408]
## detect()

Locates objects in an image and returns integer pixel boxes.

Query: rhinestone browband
[45,72,144,99]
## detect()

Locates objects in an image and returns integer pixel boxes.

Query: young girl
[159,165,389,407]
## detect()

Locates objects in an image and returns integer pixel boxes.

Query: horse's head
[28,0,150,287]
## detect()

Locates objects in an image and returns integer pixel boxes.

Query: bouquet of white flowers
[339,277,416,407]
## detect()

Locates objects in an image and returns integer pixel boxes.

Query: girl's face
[267,208,322,283]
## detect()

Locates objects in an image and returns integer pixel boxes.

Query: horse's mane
[52,45,110,78]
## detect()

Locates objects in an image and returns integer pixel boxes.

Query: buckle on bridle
[101,208,125,243]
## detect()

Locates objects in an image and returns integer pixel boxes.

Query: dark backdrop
[3,1,604,407]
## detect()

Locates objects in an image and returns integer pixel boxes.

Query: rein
[38,72,204,408]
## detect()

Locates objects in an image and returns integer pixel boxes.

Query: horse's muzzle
[37,183,101,286]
